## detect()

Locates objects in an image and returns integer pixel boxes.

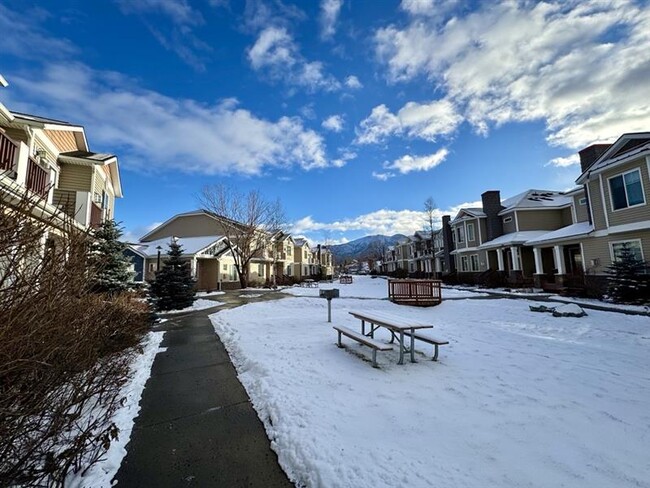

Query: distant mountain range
[328,234,406,262]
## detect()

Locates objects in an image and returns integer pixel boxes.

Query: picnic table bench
[333,310,448,366]
[339,275,353,284]
[300,279,318,288]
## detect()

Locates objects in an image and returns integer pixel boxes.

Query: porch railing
[26,158,49,198]
[388,279,442,307]
[0,130,18,174]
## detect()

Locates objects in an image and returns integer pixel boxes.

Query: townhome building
[527,133,650,291]
[292,238,313,280]
[312,244,334,279]
[1,91,122,234]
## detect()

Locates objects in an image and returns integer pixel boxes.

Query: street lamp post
[156,245,162,271]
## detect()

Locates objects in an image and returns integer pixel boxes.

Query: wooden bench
[402,331,449,361]
[333,325,392,367]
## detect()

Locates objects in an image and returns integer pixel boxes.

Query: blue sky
[1,0,649,244]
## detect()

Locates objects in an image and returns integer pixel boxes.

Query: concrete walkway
[115,291,293,488]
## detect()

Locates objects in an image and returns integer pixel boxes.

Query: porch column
[533,247,543,275]
[496,248,505,271]
[553,245,566,275]
[435,258,441,273]
[190,257,197,278]
[510,246,521,271]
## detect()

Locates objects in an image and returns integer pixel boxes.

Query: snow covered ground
[282,276,487,299]
[67,331,164,488]
[162,298,223,314]
[211,277,650,488]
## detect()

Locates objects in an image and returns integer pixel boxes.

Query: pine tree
[150,241,196,311]
[607,243,650,304]
[91,219,134,294]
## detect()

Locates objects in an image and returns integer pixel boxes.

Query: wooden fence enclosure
[388,279,442,306]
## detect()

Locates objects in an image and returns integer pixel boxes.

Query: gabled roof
[58,150,122,198]
[499,189,572,214]
[140,210,249,241]
[577,132,650,183]
[451,207,486,224]
[135,235,227,257]
[293,238,310,247]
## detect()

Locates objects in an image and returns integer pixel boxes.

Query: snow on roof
[294,238,308,246]
[479,231,548,249]
[525,222,593,245]
[137,235,225,257]
[500,189,572,213]
[586,140,650,174]
[451,208,486,223]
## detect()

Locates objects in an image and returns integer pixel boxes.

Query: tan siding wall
[561,207,573,226]
[58,163,92,191]
[582,230,650,275]
[43,130,78,152]
[600,158,650,227]
[517,210,564,231]
[574,196,589,222]
[52,189,76,218]
[143,214,233,241]
[502,212,516,233]
[587,180,607,230]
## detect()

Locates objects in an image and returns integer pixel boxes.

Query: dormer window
[608,169,644,210]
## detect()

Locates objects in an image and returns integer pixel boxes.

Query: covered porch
[480,231,546,286]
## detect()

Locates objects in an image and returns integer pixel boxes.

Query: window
[467,223,475,241]
[609,169,645,210]
[258,264,264,276]
[470,254,479,271]
[503,216,513,224]
[456,227,465,243]
[223,264,228,271]
[460,256,469,272]
[578,197,587,205]
[610,240,644,263]
[287,247,292,256]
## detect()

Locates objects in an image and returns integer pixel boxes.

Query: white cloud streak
[356,99,462,144]
[322,114,344,132]
[248,26,341,91]
[344,75,363,89]
[10,63,328,175]
[385,148,448,174]
[373,0,650,149]
[320,0,343,39]
[548,154,581,167]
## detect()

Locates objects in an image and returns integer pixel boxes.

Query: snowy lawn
[161,298,223,314]
[283,275,487,299]
[211,291,650,487]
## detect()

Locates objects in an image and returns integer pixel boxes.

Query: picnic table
[301,279,318,288]
[339,275,353,284]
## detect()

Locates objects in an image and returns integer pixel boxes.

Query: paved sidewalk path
[115,291,293,488]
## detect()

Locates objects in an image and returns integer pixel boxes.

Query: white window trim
[470,254,479,272]
[578,197,587,205]
[460,255,469,272]
[607,168,646,213]
[467,222,475,242]
[608,238,644,263]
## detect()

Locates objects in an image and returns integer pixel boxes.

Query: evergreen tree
[150,241,196,311]
[607,243,649,304]
[91,219,134,294]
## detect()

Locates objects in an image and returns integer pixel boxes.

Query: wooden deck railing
[0,130,18,173]
[388,279,442,306]
[26,158,49,198]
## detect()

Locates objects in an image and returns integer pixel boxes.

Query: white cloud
[115,0,202,25]
[10,63,328,175]
[374,1,650,149]
[356,99,462,144]
[320,0,343,39]
[248,26,340,91]
[332,150,356,168]
[400,0,458,17]
[372,171,395,181]
[322,114,344,132]
[291,199,477,237]
[548,154,580,167]
[384,148,448,174]
[344,75,363,89]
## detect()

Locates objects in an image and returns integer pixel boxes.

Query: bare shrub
[0,194,149,486]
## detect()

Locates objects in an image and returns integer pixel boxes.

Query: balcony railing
[0,130,18,174]
[26,158,49,198]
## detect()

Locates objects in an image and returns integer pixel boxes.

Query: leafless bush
[0,194,149,486]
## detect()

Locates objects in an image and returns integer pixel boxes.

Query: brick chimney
[578,144,611,172]
[442,215,455,273]
[481,190,503,241]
